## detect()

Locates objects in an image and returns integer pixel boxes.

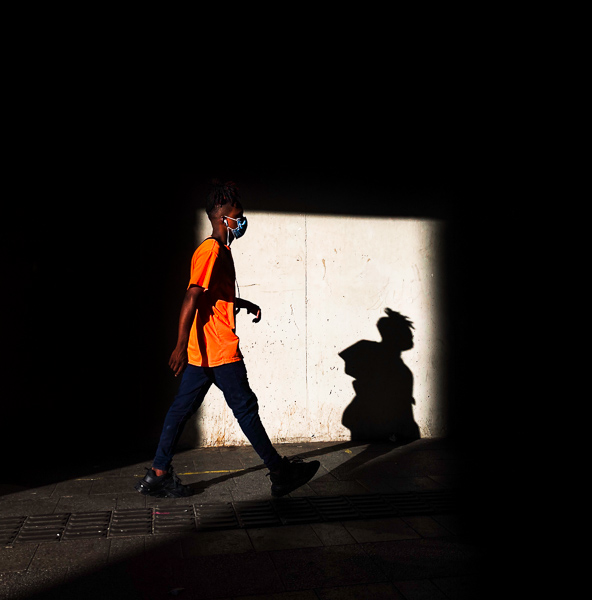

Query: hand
[168,345,188,377]
[237,299,261,323]
[246,301,261,323]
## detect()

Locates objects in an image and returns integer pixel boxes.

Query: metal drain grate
[234,500,281,528]
[308,496,360,521]
[417,490,459,513]
[195,503,239,531]
[0,516,26,545]
[3,490,461,544]
[62,511,111,540]
[274,497,322,525]
[15,514,70,543]
[347,494,400,519]
[153,505,196,535]
[109,508,153,537]
[382,492,433,515]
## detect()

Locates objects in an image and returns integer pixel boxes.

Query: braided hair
[205,179,241,216]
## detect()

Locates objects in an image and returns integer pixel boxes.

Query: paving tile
[0,544,38,573]
[309,523,357,547]
[0,484,27,497]
[180,476,235,503]
[362,538,481,581]
[219,592,318,600]
[230,470,274,501]
[172,551,285,598]
[118,461,152,477]
[307,480,369,497]
[247,525,323,552]
[427,475,458,488]
[116,492,147,509]
[50,479,93,497]
[108,536,146,563]
[0,498,59,517]
[89,477,138,495]
[0,567,69,598]
[57,562,145,599]
[315,581,405,599]
[185,469,238,487]
[54,494,118,513]
[431,514,464,536]
[143,534,184,566]
[168,453,198,473]
[231,488,274,502]
[79,466,123,478]
[315,451,361,473]
[191,450,245,472]
[269,545,387,591]
[107,559,174,599]
[394,578,448,599]
[0,438,470,599]
[142,495,191,509]
[364,476,445,493]
[234,448,265,468]
[342,519,421,544]
[0,484,57,502]
[432,575,480,599]
[285,483,316,497]
[29,538,111,574]
[181,529,253,556]
[329,454,400,482]
[402,516,453,538]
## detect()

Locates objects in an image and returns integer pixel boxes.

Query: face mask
[223,215,248,244]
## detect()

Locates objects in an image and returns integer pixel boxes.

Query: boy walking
[135,181,319,498]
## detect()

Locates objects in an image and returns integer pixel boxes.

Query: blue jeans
[153,360,282,472]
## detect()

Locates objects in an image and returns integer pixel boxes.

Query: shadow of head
[377,308,414,352]
[339,307,420,443]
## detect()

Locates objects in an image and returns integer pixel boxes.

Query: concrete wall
[186,212,448,446]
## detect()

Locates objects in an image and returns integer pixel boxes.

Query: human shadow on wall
[323,309,421,481]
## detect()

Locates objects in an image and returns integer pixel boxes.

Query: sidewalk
[0,438,482,599]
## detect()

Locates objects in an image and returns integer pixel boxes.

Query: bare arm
[168,285,204,376]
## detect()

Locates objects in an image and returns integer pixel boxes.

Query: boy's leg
[136,364,211,496]
[152,364,212,471]
[212,360,320,496]
[212,360,282,471]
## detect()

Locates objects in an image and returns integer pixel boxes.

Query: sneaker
[269,456,320,497]
[134,466,193,498]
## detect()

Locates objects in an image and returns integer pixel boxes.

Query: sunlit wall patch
[187,211,447,447]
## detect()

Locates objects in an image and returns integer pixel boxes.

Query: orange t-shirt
[186,238,243,367]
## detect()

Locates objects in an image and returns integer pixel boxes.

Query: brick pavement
[0,439,482,599]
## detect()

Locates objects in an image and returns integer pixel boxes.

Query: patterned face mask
[223,215,248,244]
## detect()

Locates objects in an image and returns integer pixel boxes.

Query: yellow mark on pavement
[75,469,242,481]
[178,470,242,475]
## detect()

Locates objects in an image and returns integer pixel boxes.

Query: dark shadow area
[185,440,367,495]
[321,309,422,482]
[12,439,479,600]
[340,309,420,444]
[21,511,481,600]
[2,151,480,493]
